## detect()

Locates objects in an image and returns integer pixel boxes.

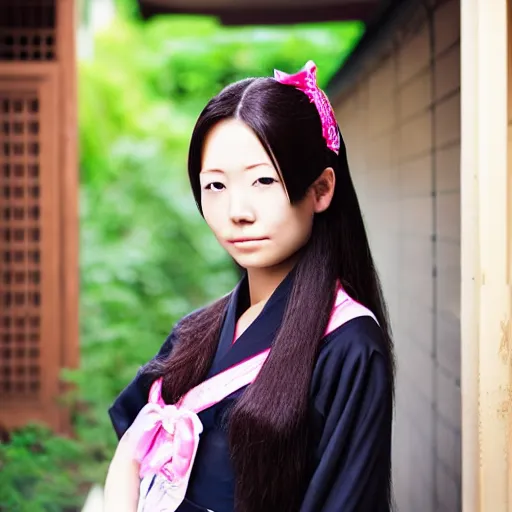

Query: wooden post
[460,0,480,507]
[56,0,80,434]
[461,0,511,510]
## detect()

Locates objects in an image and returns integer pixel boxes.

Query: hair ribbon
[274,60,340,155]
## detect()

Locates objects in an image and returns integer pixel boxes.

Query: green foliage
[0,425,87,511]
[0,6,364,510]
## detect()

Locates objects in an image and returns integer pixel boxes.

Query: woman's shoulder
[107,308,205,426]
[313,316,392,390]
[321,315,387,359]
[311,316,393,416]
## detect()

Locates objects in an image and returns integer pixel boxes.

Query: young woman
[104,60,395,512]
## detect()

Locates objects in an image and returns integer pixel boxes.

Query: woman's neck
[246,257,297,307]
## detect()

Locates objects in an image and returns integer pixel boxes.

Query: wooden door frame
[460,0,511,509]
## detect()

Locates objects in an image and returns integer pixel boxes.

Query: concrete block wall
[333,1,461,510]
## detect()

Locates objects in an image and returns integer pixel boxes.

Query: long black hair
[146,77,394,512]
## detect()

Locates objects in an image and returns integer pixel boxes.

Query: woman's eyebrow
[200,167,224,174]
[245,163,273,170]
[201,163,272,174]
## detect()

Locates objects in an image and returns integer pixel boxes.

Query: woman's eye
[205,182,225,191]
[255,177,277,186]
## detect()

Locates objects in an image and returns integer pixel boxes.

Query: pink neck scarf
[132,285,376,511]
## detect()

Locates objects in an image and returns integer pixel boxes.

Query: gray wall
[332,0,461,509]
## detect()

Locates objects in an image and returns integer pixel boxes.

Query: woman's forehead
[201,118,274,173]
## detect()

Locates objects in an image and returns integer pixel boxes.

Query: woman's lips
[227,237,269,248]
[228,237,267,243]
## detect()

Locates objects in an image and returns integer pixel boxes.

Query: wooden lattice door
[0,0,78,433]
[0,72,62,428]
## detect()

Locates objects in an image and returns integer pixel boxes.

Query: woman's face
[199,118,315,271]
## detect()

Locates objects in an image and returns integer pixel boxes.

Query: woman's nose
[228,192,255,224]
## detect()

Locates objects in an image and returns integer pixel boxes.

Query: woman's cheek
[202,202,222,234]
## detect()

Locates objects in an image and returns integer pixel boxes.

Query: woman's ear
[311,167,335,213]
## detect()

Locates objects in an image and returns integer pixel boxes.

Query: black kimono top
[109,272,393,512]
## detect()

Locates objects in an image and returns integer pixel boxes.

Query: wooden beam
[461,0,511,509]
[137,2,379,24]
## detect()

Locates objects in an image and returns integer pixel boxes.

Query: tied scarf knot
[133,401,203,483]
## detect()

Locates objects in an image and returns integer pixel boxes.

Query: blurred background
[2,0,510,511]
[0,0,365,510]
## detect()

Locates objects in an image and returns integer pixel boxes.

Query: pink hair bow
[274,60,340,155]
